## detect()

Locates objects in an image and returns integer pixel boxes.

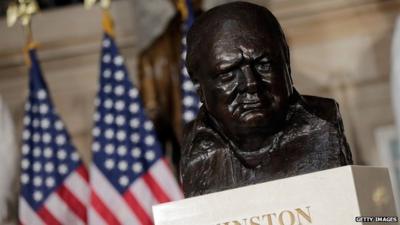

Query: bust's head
[186,2,293,140]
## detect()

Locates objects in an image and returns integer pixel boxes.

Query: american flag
[19,49,89,225]
[180,0,200,124]
[88,34,183,225]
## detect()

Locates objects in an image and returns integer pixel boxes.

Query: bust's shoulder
[181,108,225,156]
[300,95,340,123]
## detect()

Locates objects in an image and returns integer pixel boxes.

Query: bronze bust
[180,2,353,197]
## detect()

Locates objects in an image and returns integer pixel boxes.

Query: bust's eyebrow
[255,54,269,62]
[215,53,242,72]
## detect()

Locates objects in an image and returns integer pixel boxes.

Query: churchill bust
[180,1,353,197]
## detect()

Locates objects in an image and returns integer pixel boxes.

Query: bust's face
[194,20,292,135]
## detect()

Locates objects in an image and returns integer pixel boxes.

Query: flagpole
[176,0,189,21]
[102,9,115,38]
[84,0,115,37]
[23,21,37,66]
[7,0,39,65]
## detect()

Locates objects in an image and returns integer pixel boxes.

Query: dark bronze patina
[181,1,353,197]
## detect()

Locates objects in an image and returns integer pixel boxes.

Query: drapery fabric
[0,96,18,225]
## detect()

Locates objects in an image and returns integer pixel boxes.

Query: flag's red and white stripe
[148,159,183,201]
[20,165,89,225]
[89,159,183,225]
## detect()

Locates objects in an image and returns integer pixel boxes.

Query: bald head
[186,1,291,80]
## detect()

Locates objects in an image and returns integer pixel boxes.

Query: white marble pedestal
[153,166,398,225]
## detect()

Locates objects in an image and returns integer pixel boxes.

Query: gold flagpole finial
[7,0,39,28]
[84,0,111,10]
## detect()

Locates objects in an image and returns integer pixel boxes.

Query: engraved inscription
[216,206,312,225]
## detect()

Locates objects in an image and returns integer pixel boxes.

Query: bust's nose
[239,65,257,93]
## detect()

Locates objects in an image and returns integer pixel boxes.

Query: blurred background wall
[0,0,400,221]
